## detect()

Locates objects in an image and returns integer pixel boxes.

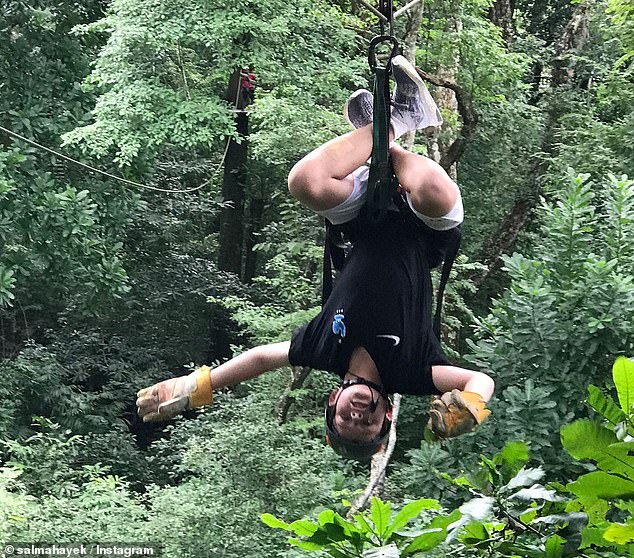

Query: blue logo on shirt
[332,309,346,339]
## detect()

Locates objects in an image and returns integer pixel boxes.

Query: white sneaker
[390,55,442,138]
[344,89,373,129]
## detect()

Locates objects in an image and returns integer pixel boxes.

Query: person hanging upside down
[136,56,494,461]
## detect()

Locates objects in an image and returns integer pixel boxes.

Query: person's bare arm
[137,341,291,422]
[431,364,494,401]
[210,341,290,389]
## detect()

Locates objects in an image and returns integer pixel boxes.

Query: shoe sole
[391,55,443,128]
[344,89,373,129]
[391,55,426,102]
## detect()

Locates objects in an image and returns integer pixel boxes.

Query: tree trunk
[475,0,595,286]
[276,366,311,424]
[348,394,402,515]
[423,17,463,180]
[243,195,265,282]
[488,0,515,46]
[218,69,249,276]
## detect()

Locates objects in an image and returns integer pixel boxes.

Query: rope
[0,74,243,194]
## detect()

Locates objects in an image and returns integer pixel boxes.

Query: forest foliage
[1,0,633,557]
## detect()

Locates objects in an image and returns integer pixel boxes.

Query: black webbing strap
[364,36,399,224]
[322,219,346,306]
[432,226,462,338]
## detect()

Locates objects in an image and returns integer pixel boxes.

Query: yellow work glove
[427,389,491,438]
[136,366,213,423]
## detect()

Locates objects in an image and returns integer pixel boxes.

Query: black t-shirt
[289,219,450,395]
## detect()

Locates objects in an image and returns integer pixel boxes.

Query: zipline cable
[0,74,244,194]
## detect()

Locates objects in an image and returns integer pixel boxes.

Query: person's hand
[136,366,213,423]
[427,390,491,438]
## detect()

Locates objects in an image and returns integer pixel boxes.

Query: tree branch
[276,366,311,423]
[348,394,402,516]
[415,68,479,171]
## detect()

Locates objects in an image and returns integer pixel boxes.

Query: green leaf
[370,497,391,540]
[323,522,347,542]
[510,484,560,501]
[533,513,588,528]
[603,523,634,544]
[458,497,494,521]
[587,385,627,425]
[460,521,489,544]
[581,526,612,549]
[289,538,325,551]
[613,357,634,415]
[495,542,544,557]
[494,441,530,479]
[561,420,634,477]
[503,466,545,491]
[384,499,441,539]
[318,509,336,526]
[261,513,291,530]
[438,472,475,489]
[289,519,319,537]
[401,528,445,554]
[401,510,460,555]
[545,534,566,558]
[352,513,375,536]
[568,471,634,500]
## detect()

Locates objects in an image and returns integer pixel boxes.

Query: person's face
[329,385,390,442]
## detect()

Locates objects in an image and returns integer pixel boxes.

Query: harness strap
[322,219,346,305]
[364,36,399,224]
[432,226,462,338]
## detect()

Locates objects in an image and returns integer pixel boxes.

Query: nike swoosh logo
[376,334,401,346]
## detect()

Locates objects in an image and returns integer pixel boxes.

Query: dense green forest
[1,0,633,556]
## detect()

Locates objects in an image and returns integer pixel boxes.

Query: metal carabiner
[368,35,400,72]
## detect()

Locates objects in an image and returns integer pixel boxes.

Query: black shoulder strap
[322,219,346,306]
[433,226,462,338]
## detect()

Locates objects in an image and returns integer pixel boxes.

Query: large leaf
[318,510,336,526]
[603,523,634,544]
[533,513,588,530]
[332,512,362,537]
[581,526,611,549]
[289,519,319,537]
[370,497,391,540]
[587,384,627,425]
[561,420,634,478]
[568,471,634,500]
[401,510,460,555]
[446,497,494,542]
[510,484,561,502]
[495,542,544,557]
[323,522,347,543]
[384,499,441,539]
[494,441,530,480]
[460,521,489,544]
[352,513,374,536]
[502,466,546,491]
[456,497,494,522]
[613,357,634,415]
[289,538,326,551]
[544,534,566,558]
[261,513,291,530]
